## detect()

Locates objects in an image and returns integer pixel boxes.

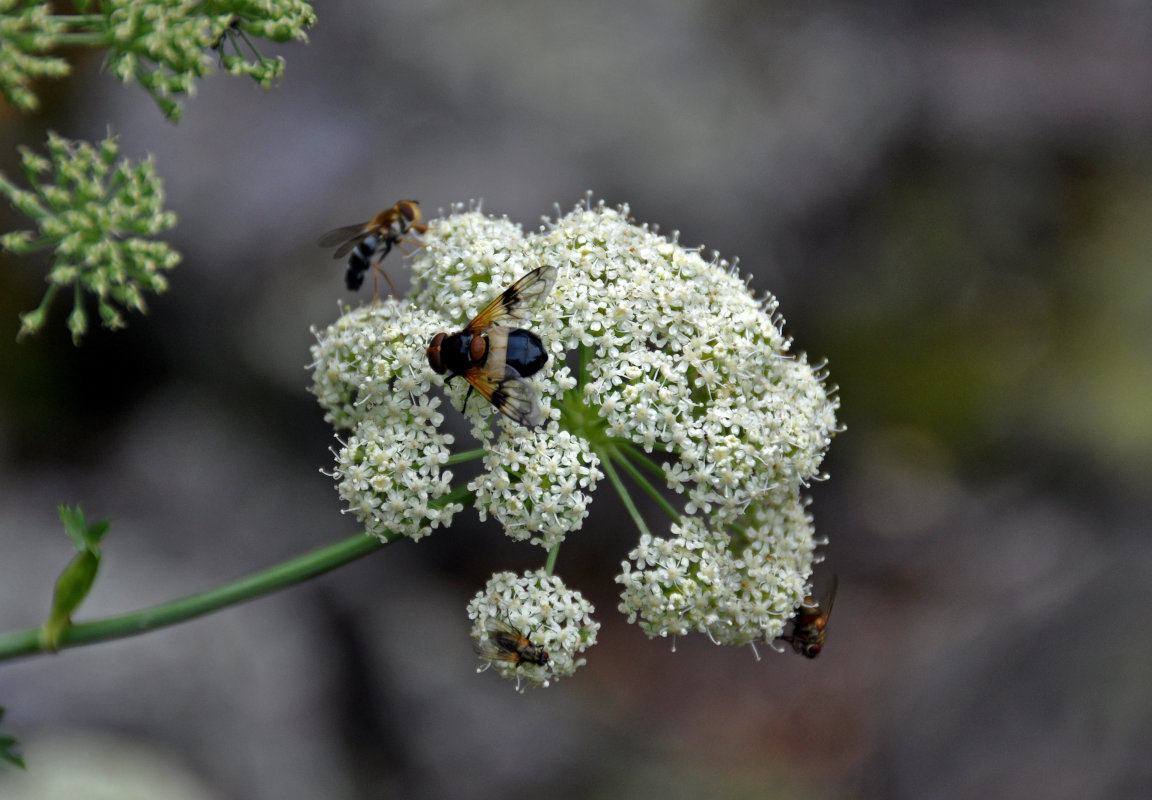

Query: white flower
[470,428,601,550]
[311,197,839,665]
[467,570,599,690]
[617,486,816,646]
[311,301,461,541]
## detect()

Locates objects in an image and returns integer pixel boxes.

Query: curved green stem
[0,486,476,664]
[0,532,389,664]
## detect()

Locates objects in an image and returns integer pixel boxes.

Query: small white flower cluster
[311,302,462,541]
[617,487,815,645]
[467,570,599,690]
[470,428,601,551]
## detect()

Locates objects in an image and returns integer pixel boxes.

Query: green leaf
[57,505,109,550]
[42,550,101,651]
[0,707,26,771]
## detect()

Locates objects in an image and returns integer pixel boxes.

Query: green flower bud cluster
[1,130,180,344]
[0,0,71,111]
[102,0,316,120]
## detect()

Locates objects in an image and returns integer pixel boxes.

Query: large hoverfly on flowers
[318,200,427,294]
[426,265,556,428]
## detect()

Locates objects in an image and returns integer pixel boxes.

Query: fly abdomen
[504,329,548,378]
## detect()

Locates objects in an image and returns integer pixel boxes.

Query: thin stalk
[615,440,668,479]
[596,447,650,539]
[612,445,681,522]
[0,487,476,664]
[47,32,110,47]
[544,542,561,576]
[445,448,486,465]
[0,534,386,663]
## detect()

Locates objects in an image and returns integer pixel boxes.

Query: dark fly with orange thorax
[426,265,556,428]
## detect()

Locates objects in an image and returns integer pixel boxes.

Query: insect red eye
[427,333,446,373]
[469,335,487,362]
[400,202,416,222]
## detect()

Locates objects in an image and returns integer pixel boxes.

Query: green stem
[52,15,107,27]
[612,445,681,522]
[543,542,561,576]
[615,440,668,479]
[596,447,650,538]
[0,533,389,664]
[47,31,110,47]
[445,448,486,465]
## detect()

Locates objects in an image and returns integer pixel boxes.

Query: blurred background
[2,1,1151,798]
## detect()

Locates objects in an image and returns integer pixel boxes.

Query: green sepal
[41,506,109,651]
[0,707,27,771]
[58,504,109,551]
[42,550,101,652]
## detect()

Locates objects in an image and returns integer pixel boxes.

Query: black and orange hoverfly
[318,200,427,294]
[426,265,556,428]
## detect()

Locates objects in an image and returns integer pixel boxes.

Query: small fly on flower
[474,617,550,668]
[782,574,837,658]
[426,265,556,428]
[318,200,427,295]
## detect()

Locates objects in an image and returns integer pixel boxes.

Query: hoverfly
[426,265,556,428]
[474,617,550,669]
[317,200,427,294]
[782,574,838,658]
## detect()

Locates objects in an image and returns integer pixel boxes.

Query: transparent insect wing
[318,224,372,257]
[475,618,549,666]
[461,359,544,428]
[467,265,557,332]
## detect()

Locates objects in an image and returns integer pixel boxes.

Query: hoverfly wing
[817,573,838,620]
[474,637,521,664]
[787,573,838,658]
[466,265,558,333]
[317,223,370,258]
[474,618,525,663]
[475,618,549,666]
[463,355,545,428]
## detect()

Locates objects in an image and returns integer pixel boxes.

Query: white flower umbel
[470,428,601,551]
[312,302,463,541]
[467,570,599,690]
[310,197,839,684]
